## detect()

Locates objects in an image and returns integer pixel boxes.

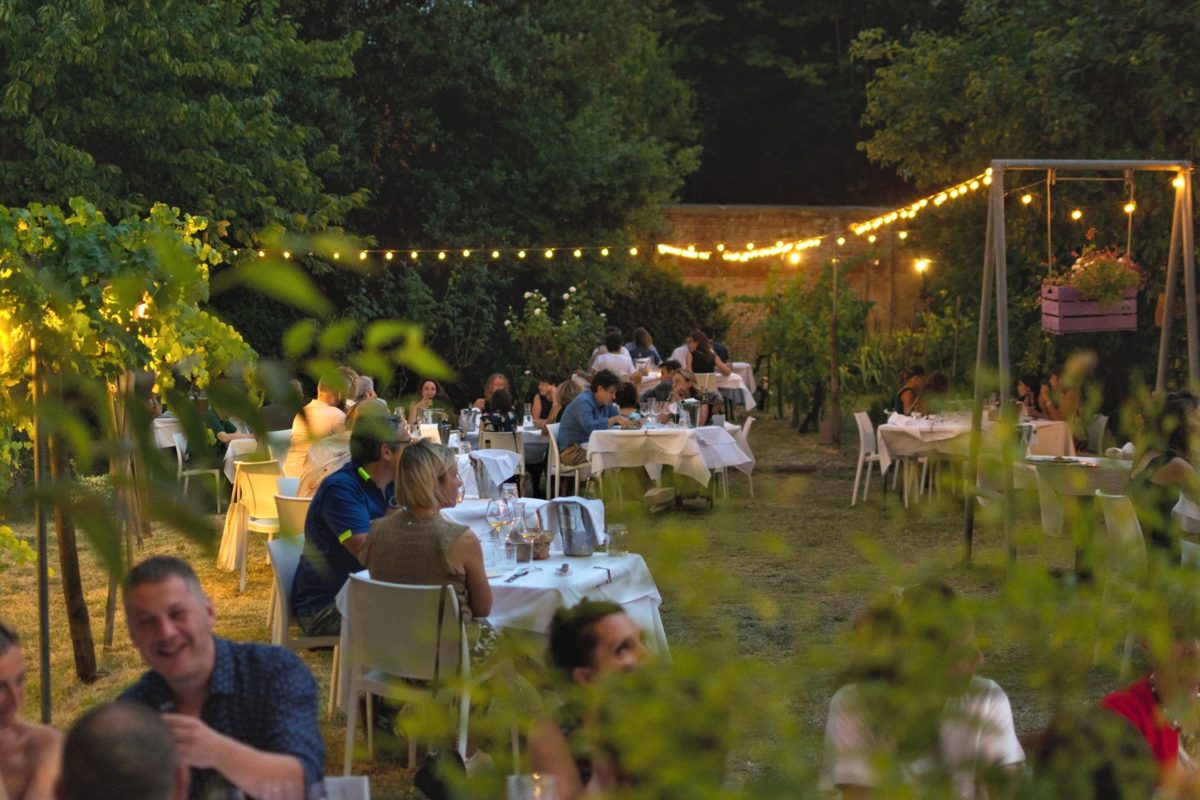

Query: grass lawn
[0,414,1105,796]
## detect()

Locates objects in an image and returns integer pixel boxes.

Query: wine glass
[485,499,511,540]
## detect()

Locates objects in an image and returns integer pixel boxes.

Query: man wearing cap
[291,413,406,635]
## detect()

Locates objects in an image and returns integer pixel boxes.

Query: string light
[359,251,367,261]
[1071,209,1083,221]
[836,237,846,246]
[438,251,446,260]
[657,244,712,260]
[720,237,822,263]
[573,249,582,258]
[851,167,992,235]
[788,252,801,265]
[544,249,554,259]
[1124,201,1136,214]
[282,250,291,259]
[1174,175,1186,189]
[601,248,609,256]
[716,243,726,252]
[915,259,930,273]
[867,234,877,243]
[898,231,908,240]
[518,250,526,259]
[332,252,340,260]
[385,251,394,261]
[257,250,266,258]
[629,247,638,256]
[462,249,471,258]
[492,250,501,259]
[1021,194,1033,205]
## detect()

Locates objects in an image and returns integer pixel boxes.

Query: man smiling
[119,556,324,800]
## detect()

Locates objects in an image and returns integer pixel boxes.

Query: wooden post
[31,335,51,723]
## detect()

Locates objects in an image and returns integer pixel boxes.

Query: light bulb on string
[462,250,471,258]
[491,250,501,259]
[257,250,266,258]
[629,247,638,256]
[1021,194,1033,205]
[518,250,526,259]
[573,249,582,258]
[1071,209,1083,221]
[898,231,908,240]
[836,237,846,246]
[1174,175,1186,189]
[1124,201,1136,214]
[332,252,340,260]
[600,248,609,256]
[410,251,419,260]
[915,259,930,273]
[282,251,291,259]
[385,251,394,261]
[359,251,368,261]
[867,234,877,243]
[438,251,446,260]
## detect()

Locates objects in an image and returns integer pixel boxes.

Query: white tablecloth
[333,551,667,710]
[587,426,752,487]
[877,414,1075,473]
[731,362,756,391]
[640,373,757,411]
[1008,457,1133,538]
[152,416,184,449]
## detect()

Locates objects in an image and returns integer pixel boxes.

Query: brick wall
[654,204,928,362]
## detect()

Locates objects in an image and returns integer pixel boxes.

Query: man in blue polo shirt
[291,412,405,635]
[557,369,637,466]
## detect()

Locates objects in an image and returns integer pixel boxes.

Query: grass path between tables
[0,414,1092,796]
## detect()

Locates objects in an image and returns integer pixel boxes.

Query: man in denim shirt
[557,370,637,466]
[120,556,324,800]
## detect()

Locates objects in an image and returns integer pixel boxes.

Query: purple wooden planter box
[1041,283,1137,333]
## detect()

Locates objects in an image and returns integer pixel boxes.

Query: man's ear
[572,665,595,685]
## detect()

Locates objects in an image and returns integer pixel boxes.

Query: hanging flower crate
[1041,283,1137,333]
[1041,230,1141,334]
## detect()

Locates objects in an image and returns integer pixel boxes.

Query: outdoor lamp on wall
[915,258,930,273]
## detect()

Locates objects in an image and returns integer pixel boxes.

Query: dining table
[331,500,668,710]
[877,412,1076,475]
[638,372,757,412]
[586,424,752,487]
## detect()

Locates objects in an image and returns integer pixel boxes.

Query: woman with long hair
[685,329,732,376]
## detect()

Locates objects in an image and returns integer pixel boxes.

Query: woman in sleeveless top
[1128,391,1200,564]
[360,439,498,660]
[685,329,732,376]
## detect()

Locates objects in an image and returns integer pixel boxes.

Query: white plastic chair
[323,776,370,800]
[546,423,590,499]
[479,429,526,489]
[266,494,312,626]
[342,575,470,774]
[172,433,222,513]
[693,372,719,392]
[266,535,340,720]
[851,413,881,506]
[1095,491,1148,673]
[719,416,756,499]
[277,476,301,497]
[231,460,282,592]
[1087,414,1109,454]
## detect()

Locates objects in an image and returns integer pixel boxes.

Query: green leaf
[282,320,318,359]
[235,260,332,317]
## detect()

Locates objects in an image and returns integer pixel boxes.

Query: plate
[1025,455,1080,464]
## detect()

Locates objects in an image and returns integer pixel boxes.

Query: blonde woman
[359,440,496,660]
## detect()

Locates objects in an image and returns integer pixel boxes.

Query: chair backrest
[323,776,370,800]
[275,495,312,537]
[265,535,305,615]
[694,372,718,391]
[344,574,466,692]
[1095,491,1148,575]
[480,430,522,455]
[265,429,292,464]
[277,476,300,497]
[170,432,189,475]
[546,423,563,469]
[734,416,756,467]
[1087,414,1109,453]
[235,460,283,519]
[854,412,877,455]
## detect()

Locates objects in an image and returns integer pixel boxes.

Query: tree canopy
[0,0,365,246]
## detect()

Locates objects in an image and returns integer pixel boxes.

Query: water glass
[503,540,519,569]
[523,413,534,429]
[605,524,628,556]
[506,774,558,800]
[502,482,520,502]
